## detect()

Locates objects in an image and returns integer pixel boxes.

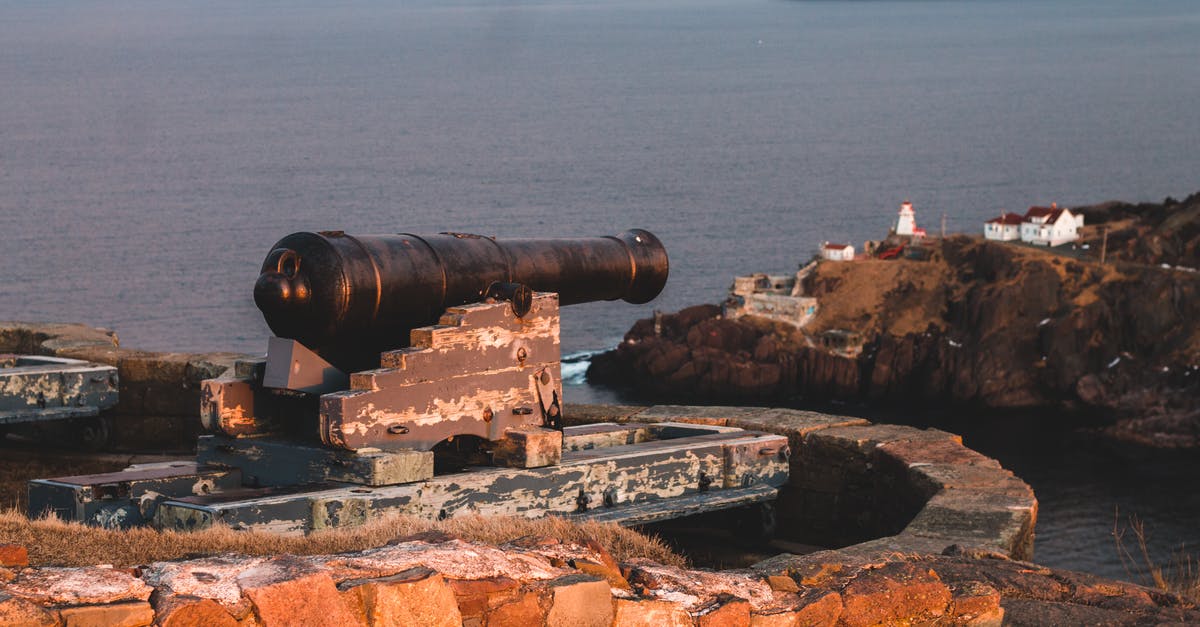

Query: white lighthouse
[894,201,917,236]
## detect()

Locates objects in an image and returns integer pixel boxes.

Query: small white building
[821,242,855,261]
[984,212,1023,241]
[895,201,916,236]
[1019,204,1082,247]
[893,201,927,238]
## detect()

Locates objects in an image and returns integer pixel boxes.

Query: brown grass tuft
[0,508,686,569]
[1113,509,1200,603]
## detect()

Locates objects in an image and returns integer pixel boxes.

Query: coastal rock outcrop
[591,196,1200,445]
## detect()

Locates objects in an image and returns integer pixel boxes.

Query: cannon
[202,229,670,453]
[253,230,668,373]
[31,228,790,534]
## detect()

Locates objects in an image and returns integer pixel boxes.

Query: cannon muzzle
[254,229,668,372]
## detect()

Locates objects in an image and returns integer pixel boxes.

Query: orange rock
[0,545,27,569]
[611,598,691,626]
[582,538,621,574]
[5,566,152,606]
[544,574,613,627]
[793,561,849,588]
[766,575,799,593]
[574,559,631,590]
[446,576,522,622]
[156,596,238,627]
[238,559,360,627]
[792,589,842,627]
[838,563,951,626]
[59,601,154,627]
[487,590,548,627]
[749,610,799,627]
[343,566,461,627]
[0,568,14,584]
[948,580,1002,623]
[0,592,58,627]
[692,594,750,627]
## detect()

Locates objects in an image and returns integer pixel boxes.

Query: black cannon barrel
[253,229,669,372]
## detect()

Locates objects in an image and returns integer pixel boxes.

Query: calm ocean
[3,0,1198,580]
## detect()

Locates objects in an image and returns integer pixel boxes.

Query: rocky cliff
[590,197,1200,446]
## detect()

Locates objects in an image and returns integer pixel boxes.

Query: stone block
[748,610,799,627]
[692,594,751,627]
[611,598,691,626]
[573,559,630,590]
[0,545,27,568]
[625,563,777,612]
[634,404,771,426]
[0,591,58,627]
[486,590,547,627]
[765,575,799,593]
[808,425,960,457]
[343,566,461,627]
[948,581,1003,626]
[905,488,1037,559]
[876,437,1000,469]
[446,576,524,623]
[731,408,868,439]
[5,567,152,606]
[544,574,613,627]
[238,557,360,627]
[792,589,843,627]
[838,562,951,626]
[560,403,648,426]
[155,596,238,627]
[492,426,563,469]
[139,556,267,607]
[58,602,154,627]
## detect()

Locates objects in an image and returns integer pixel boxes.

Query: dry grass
[0,508,686,569]
[1114,510,1200,603]
[804,257,953,338]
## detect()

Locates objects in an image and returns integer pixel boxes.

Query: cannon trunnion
[29,228,791,534]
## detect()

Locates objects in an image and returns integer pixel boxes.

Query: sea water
[3,0,1199,580]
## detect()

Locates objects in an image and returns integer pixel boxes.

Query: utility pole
[941,213,947,238]
[1100,227,1108,265]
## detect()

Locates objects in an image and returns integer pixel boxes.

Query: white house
[1019,204,1081,246]
[984,212,1023,241]
[821,242,855,261]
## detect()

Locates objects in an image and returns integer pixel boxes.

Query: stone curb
[568,403,1038,563]
[0,536,1007,626]
[4,535,1194,626]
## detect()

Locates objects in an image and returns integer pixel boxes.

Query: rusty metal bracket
[535,367,561,429]
[575,488,591,513]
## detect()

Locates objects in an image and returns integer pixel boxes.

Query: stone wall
[5,321,1194,624]
[4,532,1197,626]
[0,322,252,449]
[566,405,1036,562]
